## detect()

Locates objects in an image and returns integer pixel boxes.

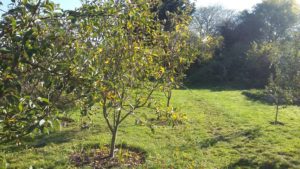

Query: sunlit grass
[1,87,300,168]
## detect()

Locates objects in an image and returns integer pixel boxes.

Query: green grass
[1,88,300,169]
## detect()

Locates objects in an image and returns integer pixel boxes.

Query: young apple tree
[72,0,196,158]
[265,37,300,124]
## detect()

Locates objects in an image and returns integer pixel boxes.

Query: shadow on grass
[224,158,292,169]
[2,129,85,152]
[69,142,148,169]
[269,121,285,126]
[31,129,82,148]
[30,123,106,148]
[242,91,273,105]
[199,127,261,149]
[242,91,300,106]
[71,142,148,156]
[184,83,255,92]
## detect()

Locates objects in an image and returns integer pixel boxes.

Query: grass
[1,87,300,169]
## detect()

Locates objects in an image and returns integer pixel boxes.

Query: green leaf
[45,3,54,11]
[18,102,23,112]
[11,18,16,31]
[37,97,49,104]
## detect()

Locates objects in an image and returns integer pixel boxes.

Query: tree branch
[102,97,113,132]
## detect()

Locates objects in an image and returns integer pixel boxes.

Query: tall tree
[154,0,194,31]
[187,6,235,85]
[188,0,300,87]
[190,5,235,38]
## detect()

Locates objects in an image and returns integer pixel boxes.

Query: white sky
[194,0,262,11]
[194,0,300,11]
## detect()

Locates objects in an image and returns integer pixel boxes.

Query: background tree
[153,0,194,31]
[187,0,300,87]
[161,12,196,108]
[187,6,235,85]
[253,36,300,124]
[150,0,196,107]
[190,5,235,38]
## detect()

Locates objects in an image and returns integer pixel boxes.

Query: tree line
[188,0,300,123]
[189,0,299,87]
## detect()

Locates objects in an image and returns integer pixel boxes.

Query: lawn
[1,87,300,169]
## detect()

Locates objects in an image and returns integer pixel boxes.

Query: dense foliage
[0,0,77,143]
[188,0,300,88]
[0,0,196,158]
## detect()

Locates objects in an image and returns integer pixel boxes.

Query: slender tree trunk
[109,127,118,158]
[102,97,118,158]
[167,90,172,107]
[275,103,279,125]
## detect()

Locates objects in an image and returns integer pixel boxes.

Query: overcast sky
[193,0,263,11]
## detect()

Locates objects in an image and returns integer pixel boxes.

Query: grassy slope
[1,88,300,169]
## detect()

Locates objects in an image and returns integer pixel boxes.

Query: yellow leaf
[172,114,177,120]
[8,118,16,123]
[128,22,133,29]
[179,57,183,63]
[160,67,165,73]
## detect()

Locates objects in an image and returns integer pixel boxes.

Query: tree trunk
[275,103,279,125]
[167,90,172,107]
[109,127,118,158]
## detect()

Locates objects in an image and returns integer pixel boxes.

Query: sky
[193,0,263,10]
